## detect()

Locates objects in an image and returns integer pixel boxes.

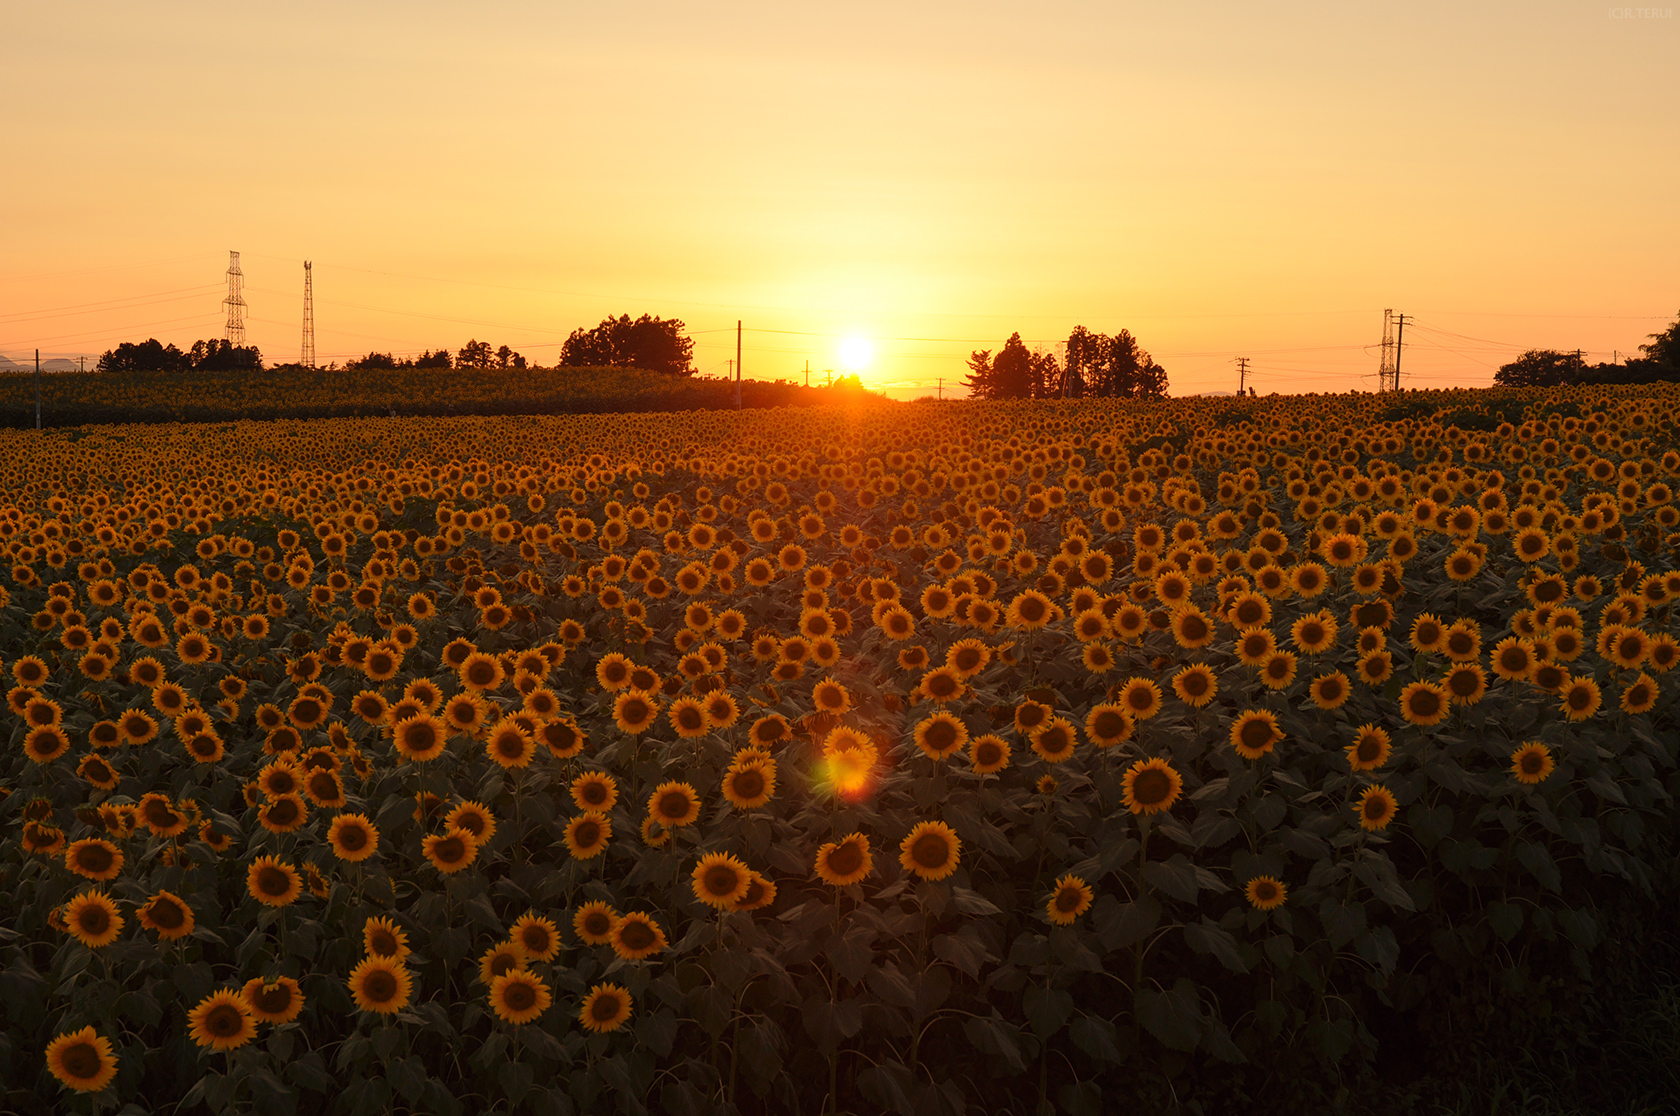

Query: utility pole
[223,251,247,346]
[735,320,742,409]
[825,369,832,388]
[1574,349,1584,376]
[35,349,41,429]
[1235,356,1249,396]
[1393,313,1409,388]
[937,377,943,400]
[1378,310,1397,391]
[804,360,810,387]
[78,355,85,373]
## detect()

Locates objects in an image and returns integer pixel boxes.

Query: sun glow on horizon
[839,337,874,372]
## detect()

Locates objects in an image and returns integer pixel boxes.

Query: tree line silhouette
[1492,312,1678,388]
[964,326,1168,400]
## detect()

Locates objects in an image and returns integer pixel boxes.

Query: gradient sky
[3,1,1676,397]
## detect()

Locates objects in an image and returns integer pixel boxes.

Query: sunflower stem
[1133,817,1151,992]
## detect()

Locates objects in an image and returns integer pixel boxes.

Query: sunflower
[1229,710,1282,760]
[579,983,633,1033]
[1119,677,1164,721]
[814,832,873,887]
[574,901,619,946]
[736,871,779,911]
[1171,664,1218,707]
[458,651,505,693]
[1356,650,1394,685]
[1300,670,1350,711]
[1409,613,1447,654]
[1078,704,1130,751]
[722,755,777,809]
[1170,606,1215,649]
[242,976,305,1024]
[364,916,411,960]
[1029,718,1078,764]
[441,693,487,735]
[1345,724,1392,771]
[478,942,527,985]
[686,852,749,909]
[571,772,619,812]
[564,812,611,859]
[65,838,123,882]
[946,638,991,677]
[1355,785,1399,831]
[258,793,309,835]
[1122,757,1183,814]
[610,911,668,960]
[44,1026,118,1093]
[1005,590,1056,631]
[1047,874,1094,924]
[1443,621,1481,662]
[1259,651,1298,690]
[1245,876,1288,911]
[489,970,552,1025]
[899,821,961,881]
[422,827,479,874]
[1491,637,1536,681]
[1289,562,1328,597]
[23,725,70,763]
[445,801,497,843]
[911,712,967,761]
[967,733,1012,774]
[1235,627,1277,667]
[347,956,412,1014]
[65,890,124,948]
[1559,675,1603,721]
[485,722,536,769]
[1621,672,1659,714]
[1444,663,1487,705]
[613,690,660,735]
[137,890,194,940]
[392,714,449,762]
[647,782,701,828]
[247,856,302,907]
[188,989,256,1050]
[537,717,587,759]
[1398,681,1449,726]
[1509,742,1556,785]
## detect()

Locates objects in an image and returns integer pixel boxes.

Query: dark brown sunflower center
[206,1003,244,1036]
[77,905,111,934]
[618,921,655,949]
[257,866,291,896]
[60,1041,102,1080]
[911,833,950,869]
[590,993,622,1022]
[253,984,293,1014]
[1132,769,1172,805]
[337,824,368,851]
[572,821,601,847]
[149,897,185,929]
[1054,886,1084,913]
[363,971,398,1002]
[1240,720,1274,750]
[502,981,536,1011]
[657,793,690,820]
[826,842,863,876]
[731,770,765,799]
[703,865,740,897]
[76,844,114,873]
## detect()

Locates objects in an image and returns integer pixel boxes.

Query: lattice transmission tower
[1377,309,1398,392]
[301,260,316,369]
[222,251,247,346]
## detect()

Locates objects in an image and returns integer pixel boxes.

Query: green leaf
[502,1061,535,1106]
[1408,802,1455,847]
[951,887,1002,917]
[1069,1015,1122,1063]
[1183,919,1248,972]
[1142,854,1199,902]
[1093,896,1160,951]
[1516,841,1563,893]
[1354,852,1416,911]
[1023,985,1074,1038]
[827,927,877,985]
[962,1014,1027,1073]
[1136,979,1201,1052]
[389,1057,427,1104]
[1488,901,1523,941]
[933,929,992,978]
[857,1062,917,1116]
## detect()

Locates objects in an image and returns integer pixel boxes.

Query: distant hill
[0,354,83,373]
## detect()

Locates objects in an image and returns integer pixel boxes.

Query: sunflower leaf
[1136,980,1202,1052]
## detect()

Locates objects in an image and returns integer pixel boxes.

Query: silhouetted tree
[457,339,494,369]
[1639,311,1680,368]
[188,339,263,372]
[415,349,452,369]
[560,314,695,376]
[97,339,189,375]
[348,352,403,371]
[1494,350,1580,388]
[963,333,1035,399]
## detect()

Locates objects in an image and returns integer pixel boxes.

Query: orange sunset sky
[3,1,1676,398]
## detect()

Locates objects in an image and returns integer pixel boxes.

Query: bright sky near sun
[2,1,1676,397]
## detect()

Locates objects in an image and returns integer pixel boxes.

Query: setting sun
[839,337,873,371]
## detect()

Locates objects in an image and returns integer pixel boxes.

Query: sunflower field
[3,387,1679,1114]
